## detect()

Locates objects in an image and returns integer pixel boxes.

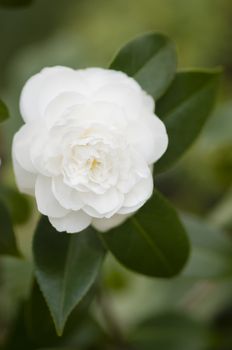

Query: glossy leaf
[100,191,190,277]
[110,32,177,99]
[0,99,9,123]
[156,70,221,172]
[0,199,19,256]
[33,217,105,335]
[24,281,97,348]
[181,214,232,279]
[25,281,60,346]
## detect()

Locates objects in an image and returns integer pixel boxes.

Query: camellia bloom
[12,67,168,233]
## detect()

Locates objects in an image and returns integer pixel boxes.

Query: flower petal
[52,176,83,210]
[12,157,36,196]
[94,84,146,121]
[120,174,153,211]
[78,67,140,93]
[35,175,68,217]
[20,66,87,122]
[12,123,38,173]
[129,114,168,164]
[44,91,88,128]
[92,213,129,232]
[80,188,124,215]
[49,210,92,233]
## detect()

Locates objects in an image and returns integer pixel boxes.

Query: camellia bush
[0,29,225,350]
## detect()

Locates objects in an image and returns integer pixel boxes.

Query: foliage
[0,5,230,347]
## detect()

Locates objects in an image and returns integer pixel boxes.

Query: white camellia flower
[12,66,168,233]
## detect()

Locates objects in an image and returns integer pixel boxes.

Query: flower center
[90,158,101,170]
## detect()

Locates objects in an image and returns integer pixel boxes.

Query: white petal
[35,175,68,217]
[66,101,127,130]
[12,123,38,173]
[44,91,88,128]
[80,188,124,215]
[129,114,168,164]
[20,66,87,122]
[83,204,121,219]
[118,201,145,214]
[78,67,140,93]
[49,210,92,233]
[143,92,155,112]
[52,177,83,210]
[121,175,153,210]
[82,205,105,218]
[92,214,129,232]
[93,84,145,121]
[12,157,36,196]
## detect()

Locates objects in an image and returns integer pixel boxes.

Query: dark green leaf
[24,281,97,348]
[0,199,20,256]
[5,281,102,350]
[129,312,210,350]
[33,217,105,335]
[25,281,60,346]
[0,186,31,224]
[0,99,9,123]
[156,69,221,172]
[100,191,190,277]
[181,214,232,279]
[110,32,177,99]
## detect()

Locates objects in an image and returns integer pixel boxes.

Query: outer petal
[92,213,129,232]
[129,114,168,164]
[35,175,68,218]
[12,123,38,173]
[65,101,127,130]
[52,176,83,210]
[80,188,124,215]
[118,201,145,215]
[83,203,122,219]
[43,91,88,128]
[49,210,92,233]
[93,84,147,121]
[122,174,153,209]
[77,67,141,94]
[20,66,87,122]
[12,157,36,196]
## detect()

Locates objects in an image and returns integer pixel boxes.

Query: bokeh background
[0,1,232,349]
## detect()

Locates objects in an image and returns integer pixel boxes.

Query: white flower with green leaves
[12,66,168,233]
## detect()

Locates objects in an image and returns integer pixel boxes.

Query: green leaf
[33,217,105,335]
[129,312,210,350]
[24,280,96,347]
[110,33,177,99]
[0,0,32,7]
[100,191,190,278]
[0,99,9,123]
[0,199,20,256]
[156,69,221,172]
[25,281,60,345]
[181,214,232,279]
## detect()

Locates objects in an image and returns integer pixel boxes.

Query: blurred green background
[0,1,232,349]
